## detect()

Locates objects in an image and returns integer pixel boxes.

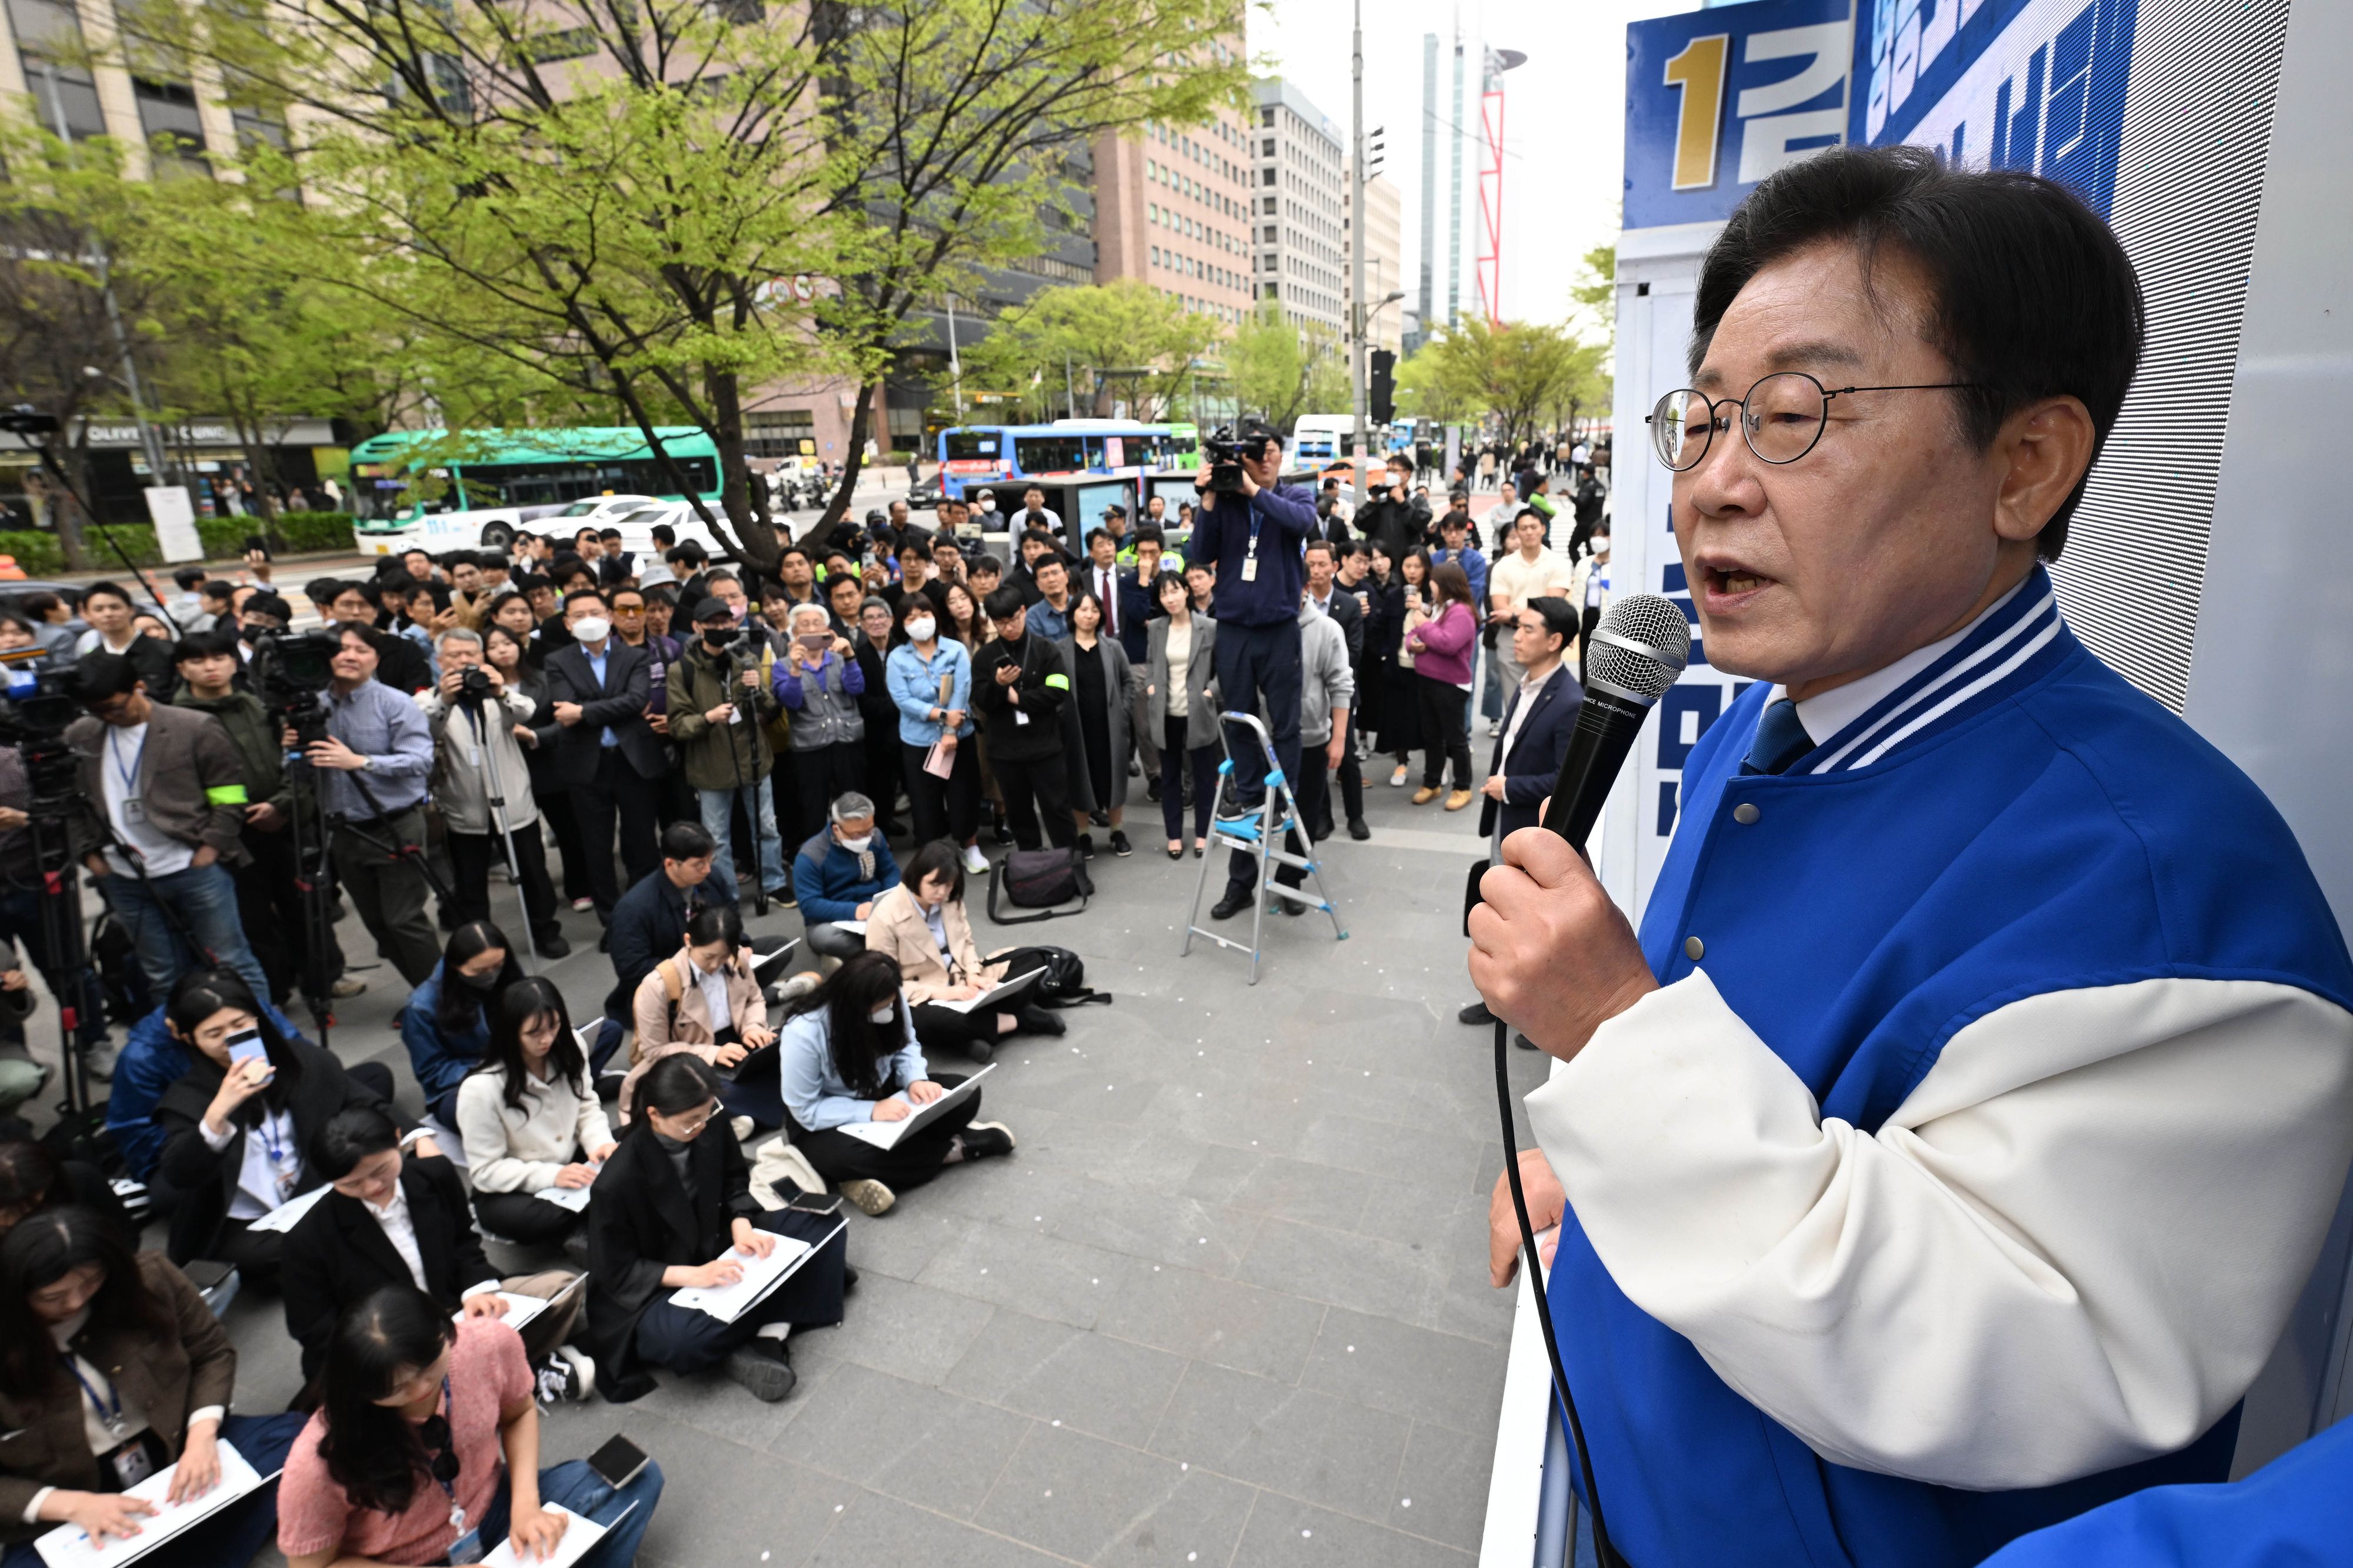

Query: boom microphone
[1548,593,1692,847]
[1493,590,1688,1568]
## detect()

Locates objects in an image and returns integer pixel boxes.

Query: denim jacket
[885,639,976,746]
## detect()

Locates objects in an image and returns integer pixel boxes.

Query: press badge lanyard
[257,1109,297,1202]
[108,728,148,825]
[1241,504,1262,583]
[64,1353,127,1440]
[426,1376,483,1562]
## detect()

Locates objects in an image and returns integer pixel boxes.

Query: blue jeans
[698,783,787,896]
[0,1411,306,1568]
[95,860,270,1005]
[471,1458,664,1568]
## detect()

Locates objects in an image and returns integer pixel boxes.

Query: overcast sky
[1247,0,1699,329]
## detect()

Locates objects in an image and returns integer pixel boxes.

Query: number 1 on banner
[1664,35,1729,190]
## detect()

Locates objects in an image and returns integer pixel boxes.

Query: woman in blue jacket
[400,922,523,1125]
[884,597,986,874]
[776,951,1014,1215]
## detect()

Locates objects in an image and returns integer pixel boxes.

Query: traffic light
[1368,349,1395,424]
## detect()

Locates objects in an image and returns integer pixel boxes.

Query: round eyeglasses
[1646,372,1984,471]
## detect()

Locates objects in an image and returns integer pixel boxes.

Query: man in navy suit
[544,588,669,927]
[1461,596,1582,1031]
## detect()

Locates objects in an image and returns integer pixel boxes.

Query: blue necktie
[1741,698,1814,776]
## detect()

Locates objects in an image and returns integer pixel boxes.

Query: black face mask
[239,624,263,643]
[455,966,499,993]
[702,626,741,649]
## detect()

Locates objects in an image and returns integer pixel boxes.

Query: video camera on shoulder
[1204,426,1247,494]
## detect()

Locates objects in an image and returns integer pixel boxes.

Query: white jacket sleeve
[1527,970,2353,1491]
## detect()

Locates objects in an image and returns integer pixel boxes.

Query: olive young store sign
[1484,0,2349,1557]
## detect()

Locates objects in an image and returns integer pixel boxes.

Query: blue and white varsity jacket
[1527,570,2353,1567]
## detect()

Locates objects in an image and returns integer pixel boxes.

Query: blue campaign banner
[1855,0,2139,216]
[1623,0,1854,231]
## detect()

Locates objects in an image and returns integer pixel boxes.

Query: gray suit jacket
[1145,613,1220,750]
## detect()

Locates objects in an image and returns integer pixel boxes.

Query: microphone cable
[1485,592,1691,1568]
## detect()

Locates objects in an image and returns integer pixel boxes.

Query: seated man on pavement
[791,792,899,968]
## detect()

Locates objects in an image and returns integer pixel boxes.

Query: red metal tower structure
[1475,46,1524,326]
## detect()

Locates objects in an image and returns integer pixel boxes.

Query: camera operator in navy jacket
[1187,418,1315,920]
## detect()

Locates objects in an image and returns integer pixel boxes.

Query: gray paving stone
[1145,1360,1412,1524]
[973,1420,1258,1566]
[1298,1307,1512,1437]
[1234,1216,1451,1325]
[814,1269,998,1383]
[916,1216,1139,1329]
[944,1309,1190,1447]
[1094,1262,1329,1382]
[1228,1487,1475,1566]
[768,1360,1036,1519]
[800,1491,1074,1567]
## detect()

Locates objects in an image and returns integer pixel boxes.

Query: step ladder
[1182,710,1348,983]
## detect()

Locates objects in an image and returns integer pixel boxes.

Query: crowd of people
[0,422,1614,1566]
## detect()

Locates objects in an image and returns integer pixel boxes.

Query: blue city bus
[935,419,1201,501]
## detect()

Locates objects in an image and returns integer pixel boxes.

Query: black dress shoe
[1309,819,1336,842]
[537,933,572,959]
[1514,1033,1541,1052]
[1347,819,1371,841]
[1015,1004,1066,1036]
[1459,1000,1495,1026]
[1209,888,1252,920]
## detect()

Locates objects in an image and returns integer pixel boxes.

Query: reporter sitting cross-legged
[778,950,1015,1216]
[618,903,793,1129]
[399,922,524,1127]
[582,1056,850,1405]
[458,979,618,1253]
[791,791,901,966]
[0,1207,306,1568]
[149,970,409,1280]
[281,1107,591,1399]
[864,839,1063,1065]
[275,1286,661,1568]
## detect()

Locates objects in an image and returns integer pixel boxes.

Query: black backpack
[991,944,1111,1009]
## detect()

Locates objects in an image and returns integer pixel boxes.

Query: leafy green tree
[1225,303,1345,431]
[961,280,1221,422]
[1569,243,1616,349]
[1414,317,1604,452]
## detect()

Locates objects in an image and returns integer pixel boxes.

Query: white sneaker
[961,843,989,875]
[728,1115,755,1143]
[555,1345,596,1401]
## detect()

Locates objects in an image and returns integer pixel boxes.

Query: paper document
[455,1290,552,1331]
[752,940,802,986]
[244,1185,329,1235]
[838,1065,994,1150]
[531,1183,593,1214]
[834,919,868,936]
[932,968,1044,1016]
[481,1502,616,1568]
[668,1233,816,1323]
[35,1440,266,1568]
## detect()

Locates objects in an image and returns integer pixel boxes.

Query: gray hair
[788,603,831,631]
[435,626,483,653]
[829,791,876,824]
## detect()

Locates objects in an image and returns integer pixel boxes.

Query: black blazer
[152,1039,388,1265]
[1479,663,1585,840]
[279,1155,494,1380]
[582,1127,759,1380]
[1306,588,1364,666]
[1113,570,1159,665]
[542,639,668,785]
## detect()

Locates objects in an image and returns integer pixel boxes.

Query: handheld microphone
[1492,590,1688,1568]
[1548,593,1693,848]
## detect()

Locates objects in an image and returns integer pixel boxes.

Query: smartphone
[224,1030,271,1076]
[585,1434,651,1490]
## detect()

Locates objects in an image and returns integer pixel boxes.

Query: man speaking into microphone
[1469,145,2353,1568]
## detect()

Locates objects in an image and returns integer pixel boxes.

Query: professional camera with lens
[1204,426,1246,493]
[0,656,91,816]
[248,627,345,750]
[458,666,492,701]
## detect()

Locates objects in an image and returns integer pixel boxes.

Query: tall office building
[1251,77,1347,335]
[1094,49,1256,328]
[1344,174,1404,357]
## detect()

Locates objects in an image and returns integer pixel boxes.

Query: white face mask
[906,617,936,643]
[869,1005,896,1024]
[572,616,611,643]
[837,832,873,853]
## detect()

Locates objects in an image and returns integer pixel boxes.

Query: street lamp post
[1349,0,1368,510]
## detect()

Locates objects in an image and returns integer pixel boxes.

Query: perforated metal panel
[2050,0,2293,711]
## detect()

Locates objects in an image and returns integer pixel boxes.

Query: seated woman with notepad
[776,951,1017,1216]
[581,1057,849,1405]
[864,840,1065,1065]
[618,905,784,1130]
[0,1207,306,1567]
[456,979,618,1252]
[275,1286,661,1568]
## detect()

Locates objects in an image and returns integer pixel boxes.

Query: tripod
[15,800,110,1160]
[459,693,545,967]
